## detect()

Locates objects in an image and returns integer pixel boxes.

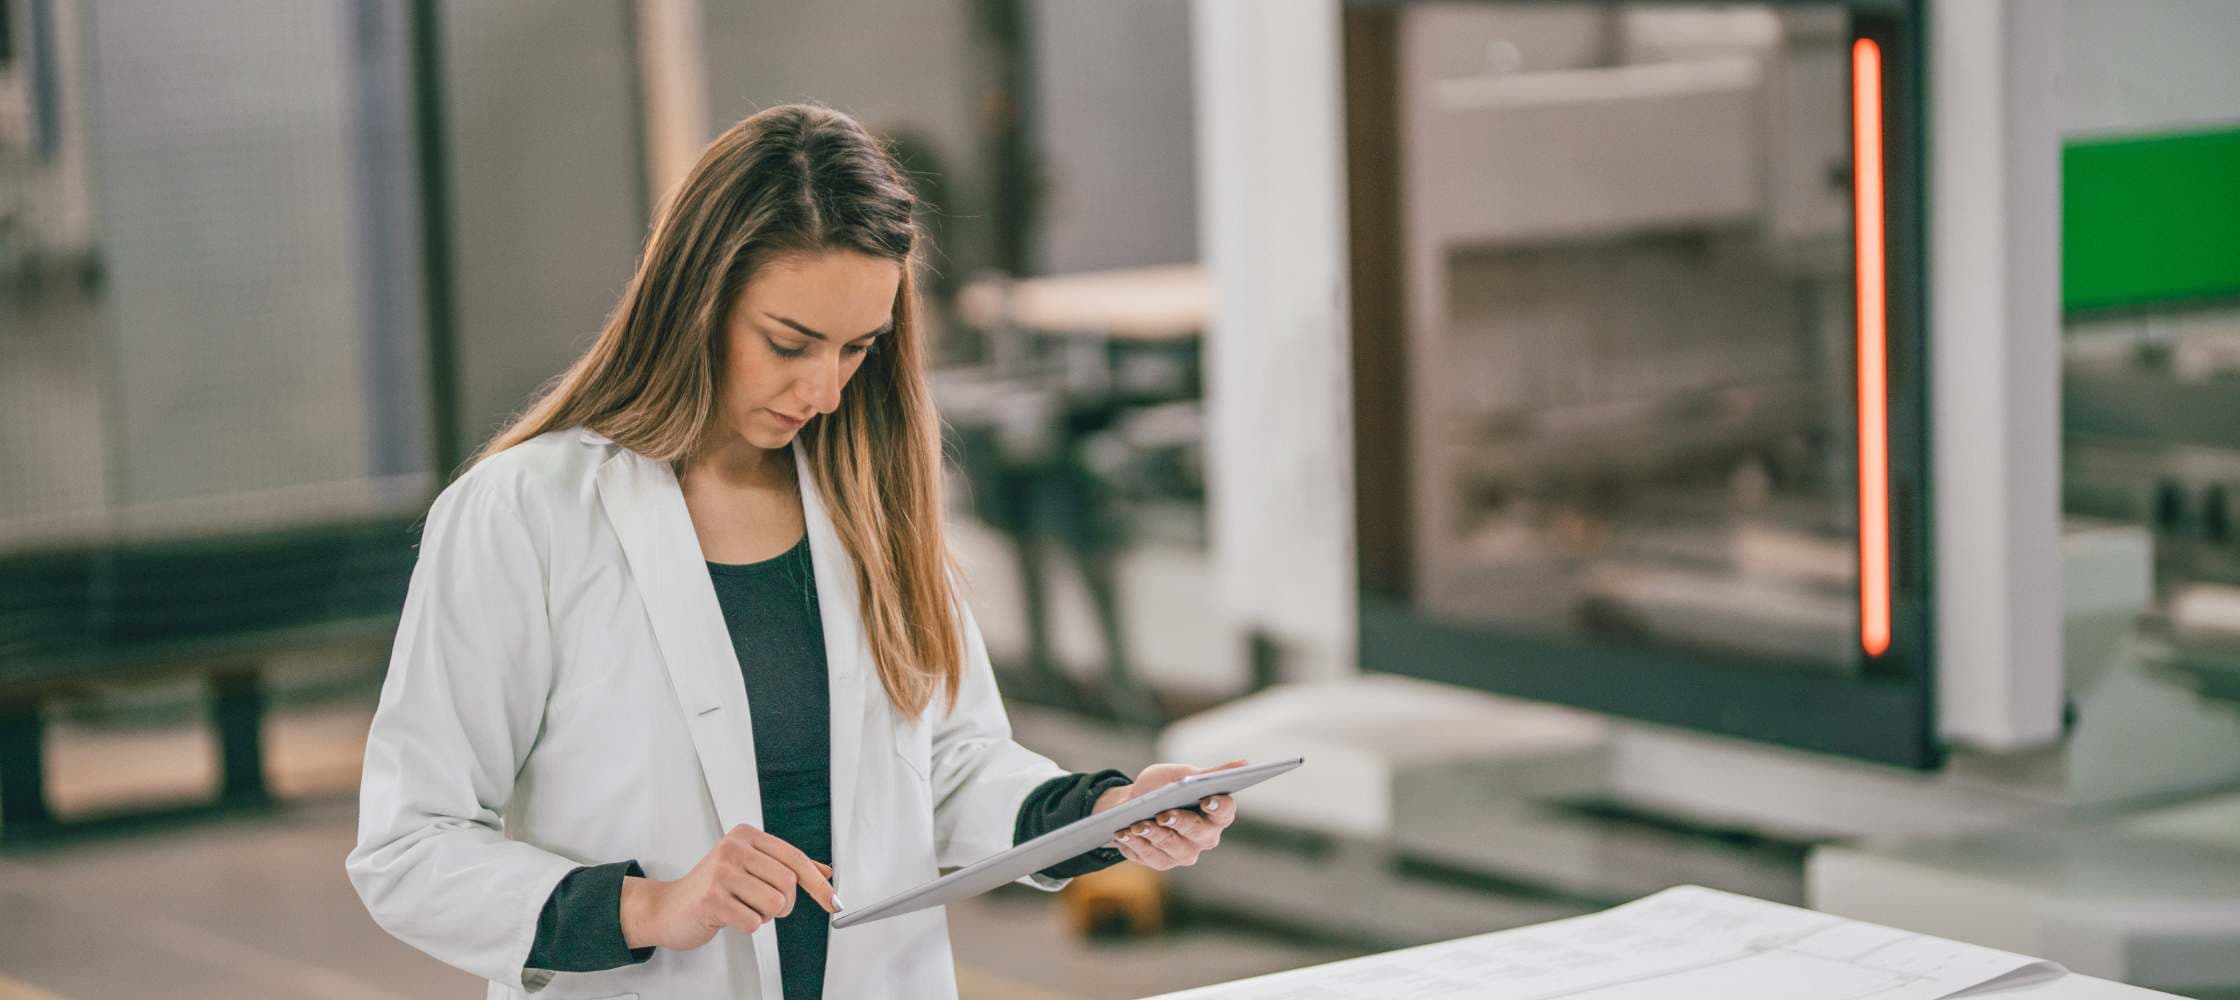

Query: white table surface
[1143,894,2187,1000]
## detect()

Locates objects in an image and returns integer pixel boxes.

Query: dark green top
[525,532,1128,996]
[708,532,835,1000]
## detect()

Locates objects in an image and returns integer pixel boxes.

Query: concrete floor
[0,694,1358,999]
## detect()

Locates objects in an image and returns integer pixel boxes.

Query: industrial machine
[1353,0,1931,766]
[1161,2,2240,995]
[1808,10,2240,990]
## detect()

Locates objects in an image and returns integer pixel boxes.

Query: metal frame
[408,0,465,481]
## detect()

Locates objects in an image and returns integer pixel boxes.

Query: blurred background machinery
[0,0,439,837]
[942,263,1212,727]
[1160,3,2240,998]
[3,0,2239,998]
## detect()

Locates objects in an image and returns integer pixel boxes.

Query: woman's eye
[843,342,873,358]
[766,338,807,359]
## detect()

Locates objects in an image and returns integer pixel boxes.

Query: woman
[346,104,1241,1000]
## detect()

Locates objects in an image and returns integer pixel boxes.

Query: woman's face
[719,250,901,450]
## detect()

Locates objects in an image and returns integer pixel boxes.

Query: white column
[1931,0,2064,749]
[1190,0,1357,682]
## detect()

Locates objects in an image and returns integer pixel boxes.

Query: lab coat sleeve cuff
[1014,769,1134,887]
[525,860,656,975]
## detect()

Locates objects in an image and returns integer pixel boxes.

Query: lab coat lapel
[793,438,871,874]
[592,446,765,838]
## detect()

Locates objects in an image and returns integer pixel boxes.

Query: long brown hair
[472,103,964,719]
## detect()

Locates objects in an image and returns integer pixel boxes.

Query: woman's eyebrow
[765,312,892,342]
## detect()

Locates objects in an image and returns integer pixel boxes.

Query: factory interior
[2,0,2238,997]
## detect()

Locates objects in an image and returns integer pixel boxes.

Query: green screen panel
[2064,127,2240,313]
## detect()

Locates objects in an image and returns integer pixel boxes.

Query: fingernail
[1117,831,1132,841]
[1205,799,1220,811]
[1161,815,1178,827]
[833,894,846,911]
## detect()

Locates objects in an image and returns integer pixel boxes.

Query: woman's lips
[766,409,808,428]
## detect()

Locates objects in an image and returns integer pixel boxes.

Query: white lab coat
[347,426,1077,999]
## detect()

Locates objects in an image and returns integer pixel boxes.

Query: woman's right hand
[620,824,840,952]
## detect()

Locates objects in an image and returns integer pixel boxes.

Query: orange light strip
[1852,38,1891,657]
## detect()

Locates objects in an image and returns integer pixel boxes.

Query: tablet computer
[829,756,1304,928]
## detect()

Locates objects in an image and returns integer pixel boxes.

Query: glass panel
[1399,3,1863,671]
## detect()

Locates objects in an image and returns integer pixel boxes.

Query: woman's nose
[801,356,844,414]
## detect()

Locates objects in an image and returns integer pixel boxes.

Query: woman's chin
[719,411,799,450]
[741,428,796,450]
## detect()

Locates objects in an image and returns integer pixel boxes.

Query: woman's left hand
[1091,760,1245,871]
